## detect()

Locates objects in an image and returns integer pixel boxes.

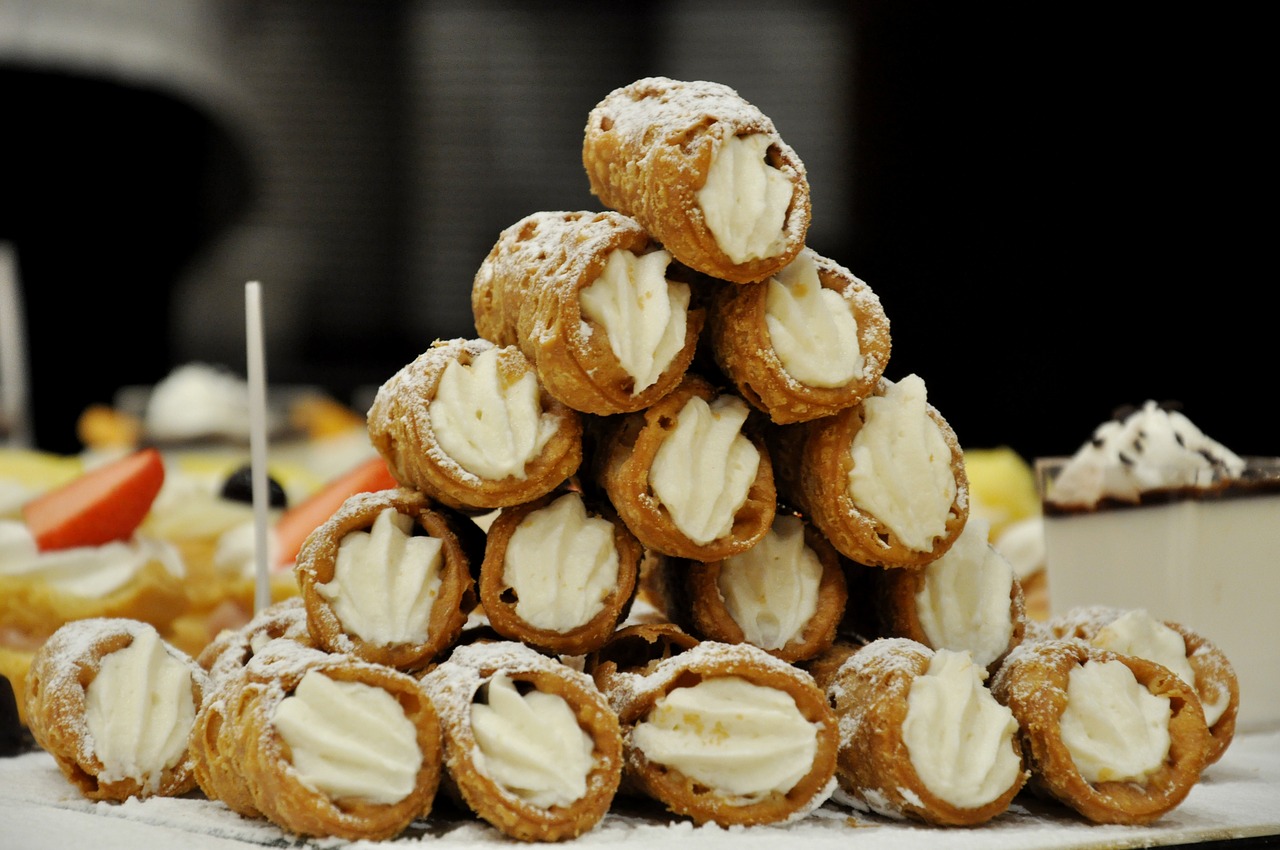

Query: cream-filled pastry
[593,375,775,561]
[479,489,641,656]
[583,77,810,284]
[295,488,477,672]
[600,640,837,827]
[419,641,623,842]
[24,617,207,801]
[990,638,1210,824]
[767,373,968,568]
[807,639,1025,826]
[708,248,891,424]
[368,338,582,511]
[472,210,703,415]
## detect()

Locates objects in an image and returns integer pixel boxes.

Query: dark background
[2,2,1272,461]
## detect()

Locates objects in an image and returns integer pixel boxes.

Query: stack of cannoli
[14,74,1242,843]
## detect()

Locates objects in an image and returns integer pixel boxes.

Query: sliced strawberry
[22,447,165,551]
[273,454,399,567]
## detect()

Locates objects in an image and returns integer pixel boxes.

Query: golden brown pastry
[196,595,313,684]
[646,511,848,664]
[24,617,208,801]
[478,488,641,657]
[294,488,478,672]
[707,247,891,424]
[990,638,1211,825]
[583,77,811,284]
[872,515,1026,673]
[599,639,838,827]
[367,337,583,511]
[581,621,702,698]
[195,639,443,841]
[591,373,775,561]
[419,640,623,842]
[767,373,968,569]
[1036,606,1238,766]
[806,638,1026,827]
[472,209,705,415]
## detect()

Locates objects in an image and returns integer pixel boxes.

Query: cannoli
[805,638,1026,827]
[419,640,623,842]
[767,373,969,568]
[583,77,811,284]
[707,248,891,424]
[648,511,848,664]
[0,518,189,640]
[472,209,705,415]
[198,640,443,841]
[581,621,702,698]
[990,638,1211,824]
[367,338,583,511]
[591,374,776,561]
[873,515,1026,672]
[478,488,642,657]
[1038,606,1238,765]
[23,617,208,801]
[295,488,478,672]
[601,639,838,827]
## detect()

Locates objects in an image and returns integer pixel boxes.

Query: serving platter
[4,728,1278,850]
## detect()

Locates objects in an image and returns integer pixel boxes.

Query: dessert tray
[4,728,1278,849]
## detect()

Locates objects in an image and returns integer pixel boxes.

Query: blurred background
[1,0,1270,461]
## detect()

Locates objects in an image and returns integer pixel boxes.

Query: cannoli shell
[990,639,1211,825]
[367,338,583,511]
[420,641,623,842]
[707,249,891,424]
[806,638,1026,827]
[23,618,207,801]
[479,490,641,657]
[766,381,968,568]
[472,209,705,415]
[583,77,811,284]
[591,374,776,561]
[606,641,838,827]
[295,488,478,672]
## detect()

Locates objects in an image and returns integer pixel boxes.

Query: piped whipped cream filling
[430,346,558,480]
[901,649,1021,810]
[765,252,861,387]
[717,514,821,650]
[83,626,196,792]
[649,394,759,545]
[0,519,183,596]
[847,374,956,551]
[697,133,793,263]
[1059,659,1172,784]
[1047,400,1246,506]
[630,675,817,801]
[914,516,1015,669]
[1091,609,1225,727]
[579,247,691,394]
[470,673,594,809]
[272,669,422,804]
[316,508,443,646]
[503,493,619,631]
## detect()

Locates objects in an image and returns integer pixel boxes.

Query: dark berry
[221,463,287,508]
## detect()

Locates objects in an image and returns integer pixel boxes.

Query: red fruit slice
[273,454,399,567]
[22,447,165,551]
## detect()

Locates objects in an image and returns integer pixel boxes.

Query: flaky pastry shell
[591,374,776,561]
[583,77,811,284]
[367,338,583,511]
[295,488,477,672]
[707,249,891,424]
[472,209,705,415]
[990,639,1211,825]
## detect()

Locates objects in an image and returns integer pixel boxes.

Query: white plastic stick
[245,281,271,614]
[0,242,31,448]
